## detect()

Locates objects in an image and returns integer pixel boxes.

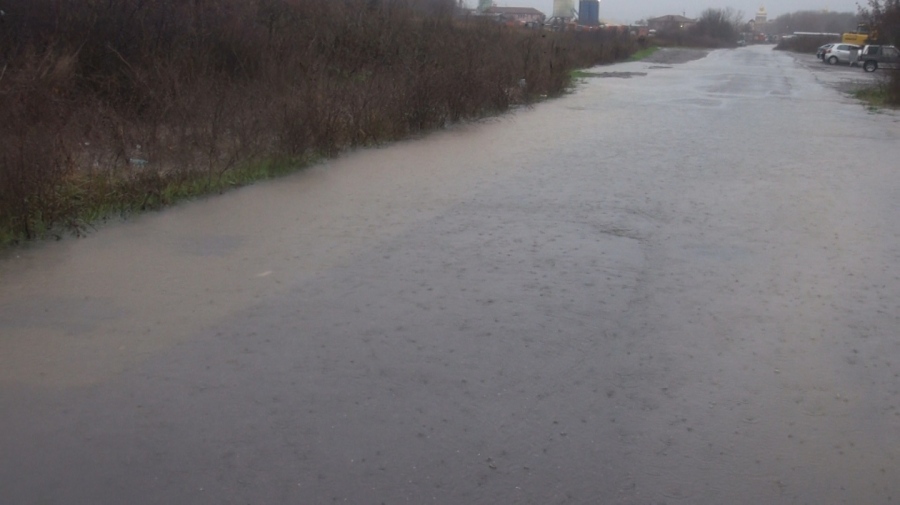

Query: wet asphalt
[2,46,900,504]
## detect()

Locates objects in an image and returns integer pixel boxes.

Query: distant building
[755,6,767,24]
[483,6,546,24]
[578,0,599,26]
[647,15,696,32]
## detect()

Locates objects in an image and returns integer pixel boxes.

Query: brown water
[2,46,899,504]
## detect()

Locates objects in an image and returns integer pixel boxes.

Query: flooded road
[2,45,900,504]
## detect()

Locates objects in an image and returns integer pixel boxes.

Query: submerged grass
[628,46,661,61]
[2,155,318,244]
[569,69,598,79]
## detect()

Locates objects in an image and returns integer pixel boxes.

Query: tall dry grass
[0,0,636,243]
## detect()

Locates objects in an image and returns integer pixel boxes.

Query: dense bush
[0,0,636,243]
[690,8,742,45]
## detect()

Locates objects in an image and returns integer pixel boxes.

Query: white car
[822,43,861,65]
[816,43,835,60]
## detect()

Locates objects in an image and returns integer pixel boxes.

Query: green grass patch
[628,46,660,61]
[569,69,597,79]
[853,86,892,110]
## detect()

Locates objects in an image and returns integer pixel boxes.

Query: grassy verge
[0,0,640,247]
[853,79,900,110]
[0,155,315,244]
[854,87,890,108]
[628,46,661,61]
[570,70,598,79]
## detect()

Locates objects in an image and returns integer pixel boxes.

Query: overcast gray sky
[477,0,862,24]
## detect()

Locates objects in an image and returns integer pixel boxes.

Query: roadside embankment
[0,0,639,246]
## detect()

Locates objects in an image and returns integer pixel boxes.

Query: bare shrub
[0,0,636,243]
[0,44,83,238]
[691,8,743,45]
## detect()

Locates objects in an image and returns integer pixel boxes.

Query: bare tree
[862,0,900,44]
[691,8,743,43]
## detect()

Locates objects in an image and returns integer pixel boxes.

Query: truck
[841,24,871,45]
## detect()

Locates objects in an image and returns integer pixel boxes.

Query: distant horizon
[468,0,862,25]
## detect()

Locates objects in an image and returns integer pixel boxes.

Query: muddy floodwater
[2,46,900,504]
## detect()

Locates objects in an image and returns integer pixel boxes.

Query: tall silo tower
[553,0,575,19]
[578,0,599,25]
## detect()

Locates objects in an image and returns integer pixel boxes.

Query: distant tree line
[691,8,743,43]
[651,8,743,47]
[766,10,859,35]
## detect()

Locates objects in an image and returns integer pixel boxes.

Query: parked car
[822,43,861,65]
[816,43,835,60]
[858,45,900,72]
